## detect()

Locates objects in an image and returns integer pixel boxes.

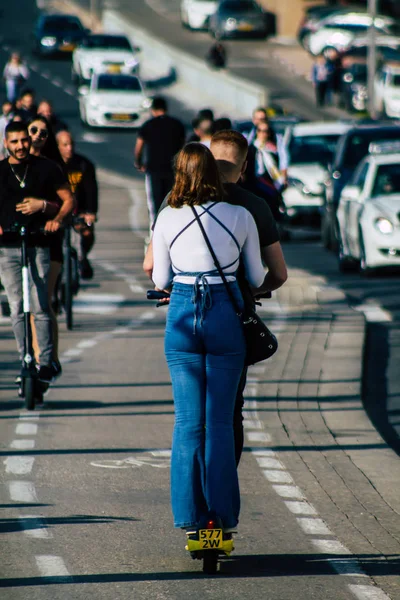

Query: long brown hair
[168,142,225,208]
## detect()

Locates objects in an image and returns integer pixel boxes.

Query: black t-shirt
[0,155,67,247]
[138,115,185,172]
[64,153,98,215]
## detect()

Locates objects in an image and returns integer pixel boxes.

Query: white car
[282,122,351,224]
[374,63,400,119]
[181,0,218,30]
[72,34,140,83]
[337,142,400,273]
[78,73,151,128]
[305,13,394,56]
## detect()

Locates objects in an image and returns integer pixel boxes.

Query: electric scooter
[4,225,50,410]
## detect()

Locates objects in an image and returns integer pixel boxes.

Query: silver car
[209,0,272,40]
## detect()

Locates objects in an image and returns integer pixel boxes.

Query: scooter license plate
[199,529,223,549]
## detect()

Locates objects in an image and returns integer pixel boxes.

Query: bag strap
[191,206,242,316]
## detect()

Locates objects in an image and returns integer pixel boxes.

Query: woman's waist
[173,274,236,285]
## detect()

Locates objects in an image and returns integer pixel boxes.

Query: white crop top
[152,201,265,290]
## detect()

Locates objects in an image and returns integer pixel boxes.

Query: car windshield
[42,17,82,32]
[96,75,141,92]
[289,134,341,166]
[372,164,400,196]
[219,1,257,13]
[82,35,132,50]
[342,130,400,168]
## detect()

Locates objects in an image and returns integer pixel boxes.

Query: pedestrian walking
[152,142,269,532]
[134,96,185,225]
[311,54,331,108]
[205,42,227,69]
[15,89,37,122]
[3,53,29,103]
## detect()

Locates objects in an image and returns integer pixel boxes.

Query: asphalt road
[0,1,399,598]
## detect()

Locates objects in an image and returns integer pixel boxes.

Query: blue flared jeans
[165,281,246,529]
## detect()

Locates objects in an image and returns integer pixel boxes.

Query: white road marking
[77,339,98,349]
[63,348,83,357]
[35,555,72,579]
[73,292,125,314]
[263,470,293,484]
[354,304,392,323]
[284,501,317,516]
[10,439,36,450]
[99,261,145,294]
[329,559,367,577]
[15,423,38,435]
[19,412,39,420]
[348,585,392,600]
[65,87,75,96]
[246,431,271,442]
[19,516,52,539]
[256,457,284,469]
[81,132,107,143]
[52,78,63,87]
[140,310,156,320]
[272,485,305,499]
[251,449,276,457]
[312,539,351,554]
[4,456,35,475]
[296,517,332,536]
[243,419,263,429]
[41,71,51,79]
[8,481,38,502]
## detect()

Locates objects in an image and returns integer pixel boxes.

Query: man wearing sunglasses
[0,121,74,383]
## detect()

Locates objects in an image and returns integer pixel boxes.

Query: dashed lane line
[10,440,36,450]
[4,456,35,475]
[8,481,38,503]
[15,423,38,436]
[19,516,52,539]
[35,555,72,580]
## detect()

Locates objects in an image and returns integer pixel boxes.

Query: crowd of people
[138,97,288,535]
[0,53,99,387]
[1,53,289,536]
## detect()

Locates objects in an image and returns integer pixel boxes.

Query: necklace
[9,162,29,188]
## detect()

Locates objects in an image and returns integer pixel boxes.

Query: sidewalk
[250,264,400,598]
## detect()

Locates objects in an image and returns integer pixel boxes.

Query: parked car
[340,38,400,70]
[72,34,140,83]
[78,73,151,128]
[298,5,360,46]
[337,141,400,273]
[322,123,400,250]
[282,121,351,226]
[340,62,368,113]
[374,63,400,119]
[208,0,271,40]
[304,13,395,57]
[33,14,88,57]
[181,0,218,30]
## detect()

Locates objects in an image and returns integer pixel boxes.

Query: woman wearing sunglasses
[27,115,73,380]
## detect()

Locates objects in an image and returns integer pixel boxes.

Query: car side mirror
[78,85,89,96]
[134,46,141,53]
[341,185,361,201]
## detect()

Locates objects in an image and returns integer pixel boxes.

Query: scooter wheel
[203,551,218,574]
[24,377,35,411]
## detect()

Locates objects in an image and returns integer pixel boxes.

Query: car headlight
[225,18,237,30]
[41,36,57,47]
[126,59,139,67]
[374,217,394,234]
[142,98,152,109]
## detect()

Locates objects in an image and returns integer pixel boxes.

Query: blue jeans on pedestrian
[165,281,246,529]
[0,246,53,366]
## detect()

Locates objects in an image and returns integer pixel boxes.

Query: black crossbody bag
[191,207,278,365]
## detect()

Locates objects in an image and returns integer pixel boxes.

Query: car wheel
[359,230,375,277]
